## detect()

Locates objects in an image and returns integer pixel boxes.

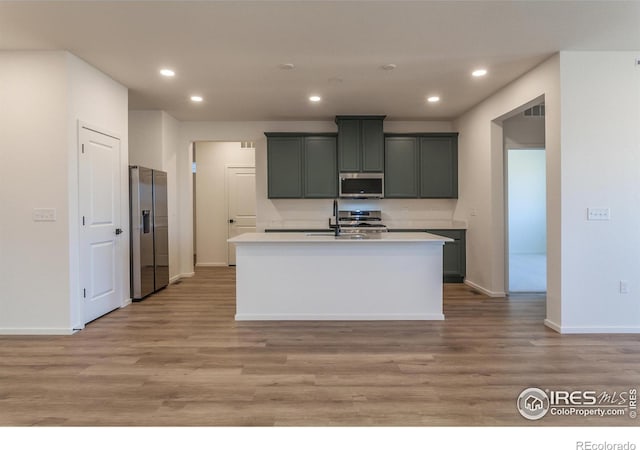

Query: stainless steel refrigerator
[129,166,169,300]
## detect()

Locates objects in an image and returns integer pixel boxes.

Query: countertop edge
[229,232,453,243]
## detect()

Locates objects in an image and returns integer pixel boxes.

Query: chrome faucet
[332,198,340,236]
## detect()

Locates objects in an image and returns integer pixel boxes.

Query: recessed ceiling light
[382,64,397,71]
[427,96,440,103]
[279,63,295,70]
[309,95,321,102]
[190,95,203,102]
[472,69,488,77]
[160,68,175,77]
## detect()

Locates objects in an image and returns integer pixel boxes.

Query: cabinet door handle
[229,219,235,224]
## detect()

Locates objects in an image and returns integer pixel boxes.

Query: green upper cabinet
[420,136,458,198]
[384,137,418,198]
[336,116,385,172]
[267,136,303,198]
[384,133,458,199]
[304,136,337,198]
[336,119,360,172]
[266,133,337,199]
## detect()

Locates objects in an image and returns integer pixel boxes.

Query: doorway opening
[192,141,256,267]
[504,103,547,294]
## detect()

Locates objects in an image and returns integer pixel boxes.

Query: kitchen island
[228,232,451,321]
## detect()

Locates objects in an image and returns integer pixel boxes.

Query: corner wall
[0,51,128,334]
[0,52,71,333]
[557,51,640,332]
[453,55,561,325]
[67,53,129,330]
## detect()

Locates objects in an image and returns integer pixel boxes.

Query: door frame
[498,97,547,296]
[225,164,256,265]
[73,121,128,330]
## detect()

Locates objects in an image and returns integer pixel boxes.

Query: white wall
[504,113,546,255]
[129,111,164,170]
[0,52,71,333]
[194,142,255,265]
[507,149,546,254]
[0,51,128,334]
[453,54,561,325]
[558,51,640,332]
[129,110,181,281]
[162,112,180,280]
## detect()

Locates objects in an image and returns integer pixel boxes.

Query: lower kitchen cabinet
[389,229,466,283]
[427,229,466,283]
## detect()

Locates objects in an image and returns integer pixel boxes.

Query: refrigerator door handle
[142,210,151,234]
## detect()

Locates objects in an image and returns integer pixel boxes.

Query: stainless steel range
[337,210,388,235]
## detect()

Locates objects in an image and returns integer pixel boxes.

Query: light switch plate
[33,208,56,222]
[587,208,610,221]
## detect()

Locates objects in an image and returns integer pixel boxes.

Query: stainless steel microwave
[339,173,384,199]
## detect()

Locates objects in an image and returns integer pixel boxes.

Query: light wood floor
[1,267,638,426]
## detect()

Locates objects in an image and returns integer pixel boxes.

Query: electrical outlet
[587,208,610,221]
[33,208,56,222]
[620,280,629,294]
[470,208,478,217]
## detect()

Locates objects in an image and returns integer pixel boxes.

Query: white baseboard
[120,297,132,308]
[464,279,506,297]
[195,263,228,267]
[543,318,562,333]
[0,328,76,335]
[170,272,195,284]
[545,319,640,334]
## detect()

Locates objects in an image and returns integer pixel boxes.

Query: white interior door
[79,126,123,324]
[227,166,256,265]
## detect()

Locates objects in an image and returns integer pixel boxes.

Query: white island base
[229,232,450,321]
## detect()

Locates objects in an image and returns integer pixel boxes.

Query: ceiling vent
[524,104,545,117]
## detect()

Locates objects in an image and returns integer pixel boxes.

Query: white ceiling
[1,1,639,121]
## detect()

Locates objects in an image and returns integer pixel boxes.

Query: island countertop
[228,231,453,244]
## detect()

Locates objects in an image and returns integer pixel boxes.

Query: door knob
[115,228,124,235]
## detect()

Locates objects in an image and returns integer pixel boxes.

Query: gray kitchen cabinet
[426,229,466,283]
[420,136,458,198]
[384,133,458,199]
[267,135,303,198]
[304,136,337,198]
[336,115,385,172]
[384,137,418,198]
[266,133,337,199]
[387,228,466,282]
